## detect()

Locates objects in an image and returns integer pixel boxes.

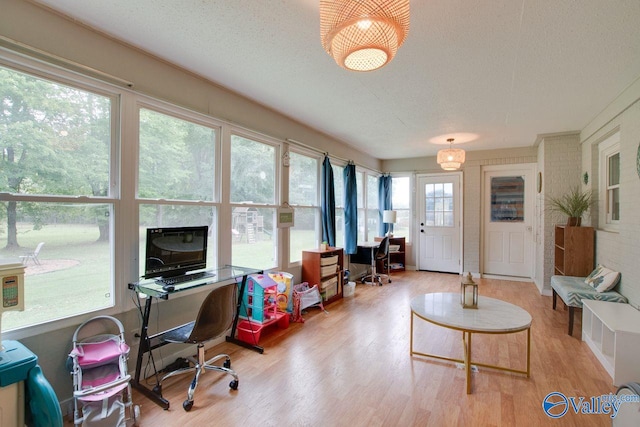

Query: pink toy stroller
[68,315,140,427]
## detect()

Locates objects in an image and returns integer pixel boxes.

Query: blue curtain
[343,163,357,254]
[378,175,392,236]
[321,156,336,247]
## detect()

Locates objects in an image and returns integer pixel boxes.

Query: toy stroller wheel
[229,379,239,390]
[224,359,231,369]
[183,400,193,411]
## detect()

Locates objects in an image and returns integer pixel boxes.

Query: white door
[417,174,462,273]
[483,165,535,278]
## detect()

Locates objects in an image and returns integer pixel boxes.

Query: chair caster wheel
[183,400,193,411]
[229,379,239,390]
[224,359,231,369]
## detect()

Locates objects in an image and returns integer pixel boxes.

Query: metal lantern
[460,272,478,309]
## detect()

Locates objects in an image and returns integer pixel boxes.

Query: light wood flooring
[123,271,615,426]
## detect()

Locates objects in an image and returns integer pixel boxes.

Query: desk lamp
[383,210,397,237]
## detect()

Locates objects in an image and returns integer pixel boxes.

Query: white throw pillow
[585,265,620,293]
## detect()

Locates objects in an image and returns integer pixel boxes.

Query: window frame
[0,51,124,338]
[228,127,282,270]
[286,147,321,266]
[598,132,620,231]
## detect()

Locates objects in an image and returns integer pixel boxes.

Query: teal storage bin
[0,340,38,386]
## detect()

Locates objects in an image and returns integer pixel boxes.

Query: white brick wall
[540,133,582,293]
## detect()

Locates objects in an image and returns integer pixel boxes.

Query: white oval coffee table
[410,292,532,394]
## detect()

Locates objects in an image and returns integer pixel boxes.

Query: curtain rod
[0,36,134,89]
[286,138,381,174]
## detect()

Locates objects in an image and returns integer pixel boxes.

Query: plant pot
[566,217,582,227]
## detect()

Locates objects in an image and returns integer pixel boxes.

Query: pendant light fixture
[320,0,410,72]
[437,138,466,170]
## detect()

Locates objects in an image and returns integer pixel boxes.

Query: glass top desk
[128,265,262,409]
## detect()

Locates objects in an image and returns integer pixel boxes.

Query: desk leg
[131,296,170,409]
[464,331,472,394]
[226,273,264,354]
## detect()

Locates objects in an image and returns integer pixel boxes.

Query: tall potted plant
[547,186,595,226]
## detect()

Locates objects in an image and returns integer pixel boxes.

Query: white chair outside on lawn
[20,242,45,265]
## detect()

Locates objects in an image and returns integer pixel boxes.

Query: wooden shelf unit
[301,247,344,305]
[553,225,594,276]
[375,236,406,273]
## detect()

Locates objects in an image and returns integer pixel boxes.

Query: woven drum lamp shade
[320,0,410,72]
[437,139,466,170]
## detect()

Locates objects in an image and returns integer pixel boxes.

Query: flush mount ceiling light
[320,0,410,72]
[437,138,466,170]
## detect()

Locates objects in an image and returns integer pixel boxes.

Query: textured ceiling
[33,0,640,159]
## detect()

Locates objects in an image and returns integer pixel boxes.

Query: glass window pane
[435,212,444,227]
[230,135,275,204]
[394,210,410,239]
[366,208,379,240]
[426,197,435,212]
[0,67,111,197]
[392,176,410,209]
[444,183,453,197]
[611,188,620,221]
[425,184,434,196]
[289,207,318,263]
[609,153,620,186]
[1,202,113,330]
[444,197,454,212]
[367,175,378,209]
[332,165,344,208]
[289,152,318,206]
[490,176,524,222]
[139,108,216,201]
[139,204,217,272]
[356,171,364,207]
[357,209,365,242]
[231,207,276,270]
[426,212,435,226]
[334,208,344,248]
[434,184,444,197]
[444,212,454,227]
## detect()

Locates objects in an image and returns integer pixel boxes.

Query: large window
[599,132,620,229]
[137,106,219,272]
[0,64,116,330]
[230,134,278,270]
[392,176,411,240]
[288,151,320,263]
[366,173,379,240]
